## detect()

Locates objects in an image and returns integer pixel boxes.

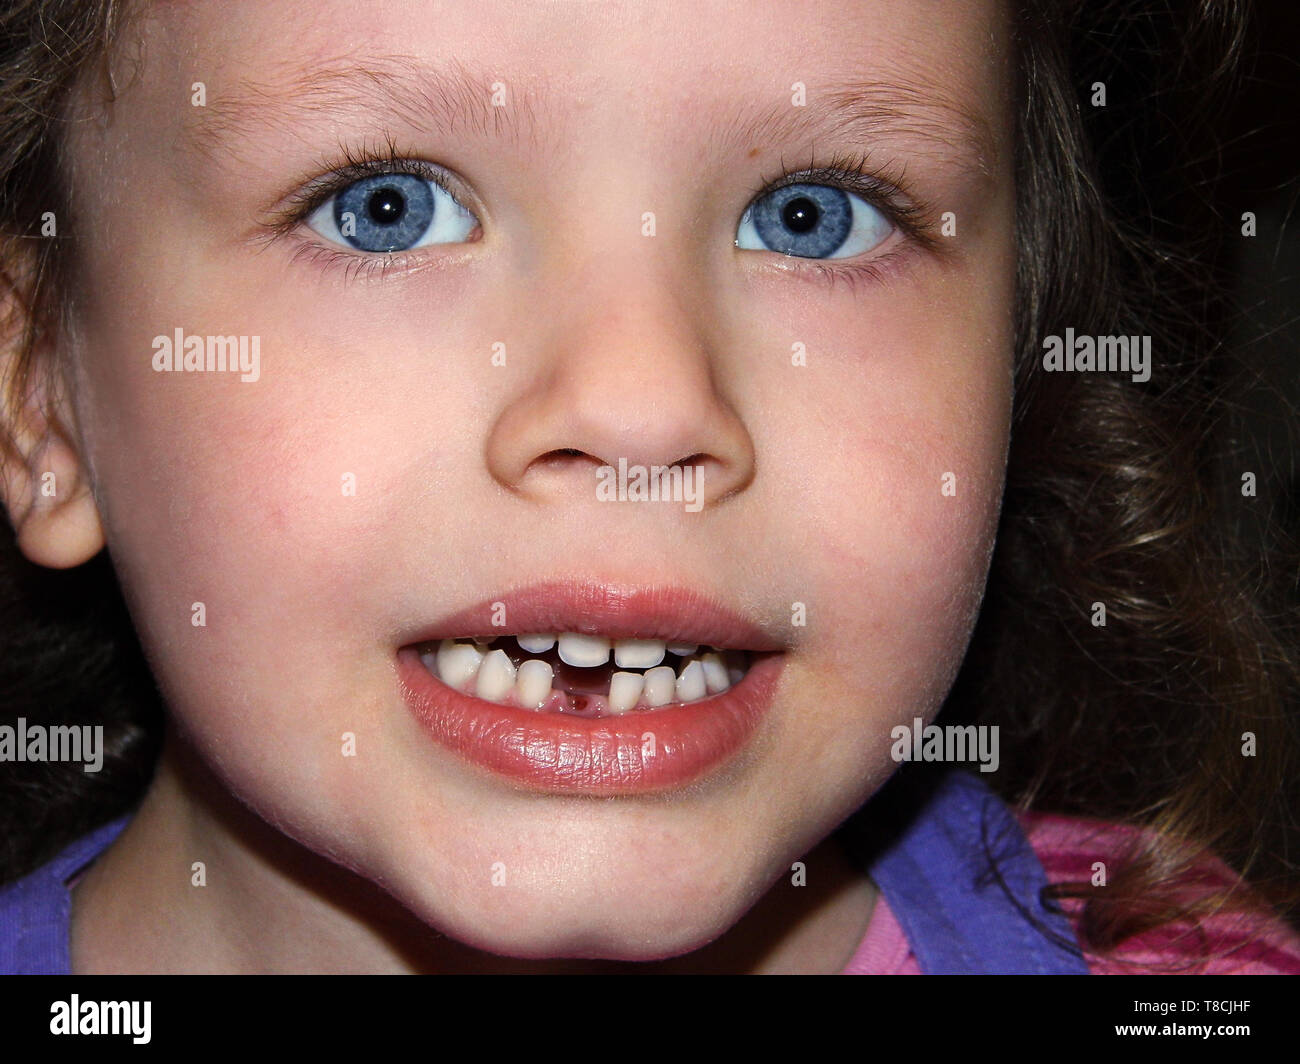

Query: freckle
[748,146,761,158]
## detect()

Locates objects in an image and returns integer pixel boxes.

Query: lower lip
[397,648,784,794]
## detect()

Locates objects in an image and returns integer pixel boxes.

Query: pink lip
[397,581,787,652]
[395,582,788,794]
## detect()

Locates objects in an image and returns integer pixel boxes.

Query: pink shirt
[842,810,1300,974]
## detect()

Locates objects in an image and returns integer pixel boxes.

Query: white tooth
[642,666,677,707]
[516,633,556,653]
[613,638,666,669]
[667,642,699,656]
[701,652,730,693]
[472,636,495,648]
[514,659,553,709]
[435,639,484,690]
[608,671,645,713]
[557,633,611,668]
[475,649,517,702]
[676,660,707,702]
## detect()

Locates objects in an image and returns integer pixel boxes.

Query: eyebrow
[184,52,551,161]
[185,52,999,180]
[713,74,1001,182]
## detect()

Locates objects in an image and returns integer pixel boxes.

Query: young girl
[0,0,1296,974]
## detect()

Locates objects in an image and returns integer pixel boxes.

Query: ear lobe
[0,252,105,569]
[2,410,105,568]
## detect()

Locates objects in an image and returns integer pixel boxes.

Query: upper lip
[397,580,788,653]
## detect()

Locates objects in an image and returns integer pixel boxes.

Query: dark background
[1221,0,1299,557]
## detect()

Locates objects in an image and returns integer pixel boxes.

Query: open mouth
[418,634,756,718]
[396,583,787,792]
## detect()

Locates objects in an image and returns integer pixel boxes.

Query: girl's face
[53,0,1014,960]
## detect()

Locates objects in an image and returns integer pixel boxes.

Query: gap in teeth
[418,634,751,716]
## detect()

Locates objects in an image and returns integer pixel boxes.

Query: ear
[0,250,105,569]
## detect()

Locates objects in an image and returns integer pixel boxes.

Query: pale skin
[0,0,1015,973]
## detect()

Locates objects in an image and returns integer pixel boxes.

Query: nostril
[516,448,742,508]
[539,449,712,474]
[531,448,601,475]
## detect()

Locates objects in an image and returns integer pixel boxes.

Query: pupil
[782,196,819,233]
[368,187,406,225]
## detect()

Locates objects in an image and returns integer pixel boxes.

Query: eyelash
[260,135,468,282]
[745,149,936,291]
[264,139,934,287]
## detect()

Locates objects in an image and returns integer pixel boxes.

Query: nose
[485,256,755,510]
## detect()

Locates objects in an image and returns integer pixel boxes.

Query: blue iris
[333,173,436,252]
[746,183,853,257]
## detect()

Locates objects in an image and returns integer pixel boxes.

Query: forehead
[102,0,1011,168]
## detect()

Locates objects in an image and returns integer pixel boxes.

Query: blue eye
[305,172,478,252]
[735,183,892,259]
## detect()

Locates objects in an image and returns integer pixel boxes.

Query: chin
[429,899,737,964]
[386,839,766,965]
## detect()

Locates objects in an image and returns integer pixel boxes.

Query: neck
[70,727,877,973]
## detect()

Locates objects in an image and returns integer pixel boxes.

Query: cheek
[816,324,1010,633]
[72,374,364,793]
[814,382,1007,718]
[76,332,367,613]
[69,221,478,632]
[733,267,1013,750]
[65,283,419,788]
